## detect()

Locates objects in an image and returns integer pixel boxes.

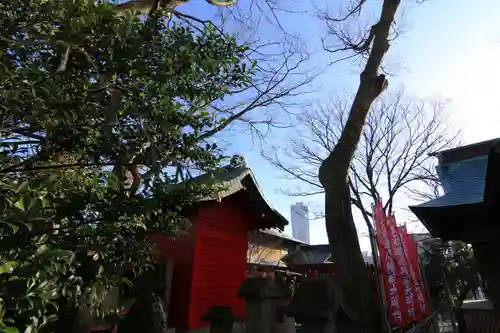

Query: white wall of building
[362,251,374,265]
[290,202,310,244]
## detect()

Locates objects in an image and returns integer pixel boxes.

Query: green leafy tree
[422,241,478,332]
[423,242,478,305]
[0,0,256,332]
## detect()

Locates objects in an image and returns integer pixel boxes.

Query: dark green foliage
[422,241,478,309]
[422,241,478,333]
[117,292,167,333]
[0,0,255,331]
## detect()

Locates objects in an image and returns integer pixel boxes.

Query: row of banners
[373,201,430,328]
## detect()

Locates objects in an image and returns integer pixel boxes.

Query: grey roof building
[410,138,500,242]
[409,138,500,309]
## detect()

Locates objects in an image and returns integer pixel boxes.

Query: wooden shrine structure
[151,165,288,330]
[410,138,500,308]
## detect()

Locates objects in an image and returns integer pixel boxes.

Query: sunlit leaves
[0,262,18,275]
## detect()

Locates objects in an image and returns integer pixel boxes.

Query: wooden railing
[462,300,500,333]
[463,309,500,332]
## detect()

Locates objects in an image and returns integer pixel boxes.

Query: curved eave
[409,202,483,241]
[409,141,500,242]
[197,167,288,230]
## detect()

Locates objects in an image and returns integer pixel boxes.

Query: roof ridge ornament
[228,154,247,169]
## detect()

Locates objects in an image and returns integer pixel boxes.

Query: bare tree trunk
[318,1,401,333]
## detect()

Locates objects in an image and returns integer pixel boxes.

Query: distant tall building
[290,202,310,244]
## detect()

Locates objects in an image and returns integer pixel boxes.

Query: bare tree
[267,89,458,332]
[263,1,432,331]
[267,89,459,220]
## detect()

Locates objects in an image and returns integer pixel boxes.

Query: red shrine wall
[153,195,250,330]
[189,198,249,328]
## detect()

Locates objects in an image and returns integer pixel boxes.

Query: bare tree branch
[321,0,367,23]
[170,0,317,144]
[265,88,459,220]
[197,50,315,141]
[268,1,432,332]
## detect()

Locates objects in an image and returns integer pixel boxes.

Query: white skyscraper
[290,202,310,244]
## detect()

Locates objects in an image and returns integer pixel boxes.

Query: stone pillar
[273,271,296,333]
[286,276,339,333]
[274,297,296,333]
[202,306,241,333]
[238,277,290,333]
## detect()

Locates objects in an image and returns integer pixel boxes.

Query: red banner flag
[373,202,405,327]
[402,226,430,317]
[397,225,419,322]
[374,201,431,328]
[385,213,413,326]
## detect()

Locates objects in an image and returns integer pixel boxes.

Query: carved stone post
[273,274,296,333]
[202,306,241,333]
[286,276,339,333]
[238,277,290,333]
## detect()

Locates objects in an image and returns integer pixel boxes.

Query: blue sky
[177,0,500,250]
